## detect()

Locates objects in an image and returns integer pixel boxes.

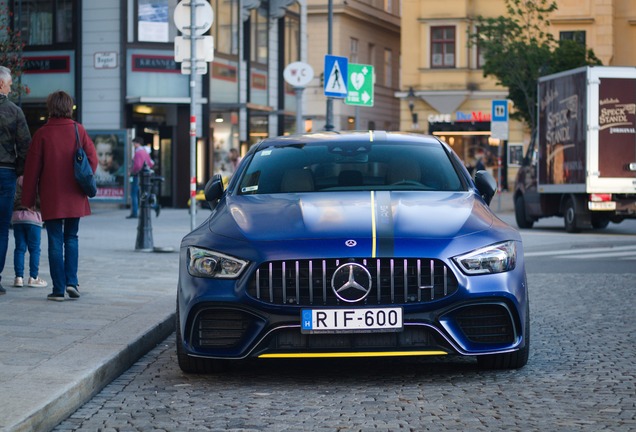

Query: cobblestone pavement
[54,272,635,431]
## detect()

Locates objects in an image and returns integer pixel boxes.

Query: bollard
[135,164,171,252]
[135,163,154,251]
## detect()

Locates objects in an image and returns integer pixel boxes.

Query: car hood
[208,191,495,242]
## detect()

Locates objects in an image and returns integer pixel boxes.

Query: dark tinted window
[237,141,465,194]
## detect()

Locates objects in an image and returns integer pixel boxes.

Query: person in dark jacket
[0,66,31,295]
[22,91,98,301]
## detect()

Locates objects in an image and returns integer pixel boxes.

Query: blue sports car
[176,131,529,372]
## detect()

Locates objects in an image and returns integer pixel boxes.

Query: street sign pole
[189,0,197,231]
[325,0,333,131]
[175,0,214,230]
[295,87,304,133]
[283,62,314,134]
[491,99,509,212]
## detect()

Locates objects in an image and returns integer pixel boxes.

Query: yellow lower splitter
[259,351,448,359]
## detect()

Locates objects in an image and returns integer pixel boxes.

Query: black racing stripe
[374,191,394,256]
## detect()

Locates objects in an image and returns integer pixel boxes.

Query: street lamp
[407,87,418,129]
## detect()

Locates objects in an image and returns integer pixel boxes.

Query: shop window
[284,3,300,65]
[213,0,239,55]
[250,8,268,65]
[431,26,455,68]
[11,0,73,47]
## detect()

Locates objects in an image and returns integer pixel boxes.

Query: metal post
[325,0,334,131]
[295,87,304,133]
[189,0,198,231]
[135,164,154,251]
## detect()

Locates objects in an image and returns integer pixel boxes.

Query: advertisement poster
[88,130,129,201]
[138,0,170,43]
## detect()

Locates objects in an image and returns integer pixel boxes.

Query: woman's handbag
[73,123,97,198]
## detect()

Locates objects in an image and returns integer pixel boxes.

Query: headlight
[453,241,517,275]
[187,246,248,279]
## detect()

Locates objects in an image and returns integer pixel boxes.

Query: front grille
[265,326,451,352]
[193,309,252,348]
[247,258,458,306]
[454,304,515,344]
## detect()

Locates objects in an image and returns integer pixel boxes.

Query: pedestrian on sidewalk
[21,90,98,302]
[12,176,47,288]
[126,136,154,219]
[0,66,32,296]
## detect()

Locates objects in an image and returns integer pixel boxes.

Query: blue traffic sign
[491,100,509,122]
[324,55,348,98]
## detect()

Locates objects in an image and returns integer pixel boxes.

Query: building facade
[304,0,401,132]
[399,0,636,190]
[6,0,306,207]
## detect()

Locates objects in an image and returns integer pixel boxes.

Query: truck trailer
[514,66,636,232]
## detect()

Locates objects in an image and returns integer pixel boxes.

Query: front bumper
[179,298,526,361]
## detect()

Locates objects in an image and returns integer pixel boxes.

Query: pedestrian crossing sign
[324,55,348,98]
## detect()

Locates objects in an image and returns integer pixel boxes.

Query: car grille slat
[248,258,458,306]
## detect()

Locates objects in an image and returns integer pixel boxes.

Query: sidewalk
[0,205,200,432]
[0,192,514,432]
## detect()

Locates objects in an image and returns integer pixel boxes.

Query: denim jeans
[13,223,42,279]
[45,218,80,296]
[130,175,139,217]
[0,168,17,285]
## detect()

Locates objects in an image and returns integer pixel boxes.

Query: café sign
[428,111,492,123]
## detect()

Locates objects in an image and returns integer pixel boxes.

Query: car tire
[514,195,534,229]
[563,197,580,233]
[477,305,530,370]
[176,303,226,373]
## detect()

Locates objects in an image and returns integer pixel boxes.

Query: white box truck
[514,66,636,232]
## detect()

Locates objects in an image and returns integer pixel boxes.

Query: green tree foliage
[0,1,29,100]
[468,0,601,133]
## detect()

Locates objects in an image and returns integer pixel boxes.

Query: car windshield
[236,140,467,195]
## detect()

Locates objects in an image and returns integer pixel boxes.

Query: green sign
[345,63,374,107]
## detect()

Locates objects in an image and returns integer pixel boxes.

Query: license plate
[301,307,403,334]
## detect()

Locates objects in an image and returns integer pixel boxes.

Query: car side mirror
[204,174,224,208]
[474,170,497,205]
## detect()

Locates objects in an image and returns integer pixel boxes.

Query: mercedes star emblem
[331,262,372,303]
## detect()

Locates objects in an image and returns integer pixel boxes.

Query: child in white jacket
[12,176,47,288]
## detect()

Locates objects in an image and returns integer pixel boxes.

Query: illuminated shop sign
[429,111,491,123]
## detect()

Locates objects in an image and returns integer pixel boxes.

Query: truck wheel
[514,195,534,229]
[591,215,610,229]
[564,197,580,233]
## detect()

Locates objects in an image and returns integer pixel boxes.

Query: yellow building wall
[400,0,636,188]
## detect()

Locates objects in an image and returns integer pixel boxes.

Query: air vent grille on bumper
[454,304,515,344]
[263,326,452,353]
[248,258,459,306]
[192,309,252,348]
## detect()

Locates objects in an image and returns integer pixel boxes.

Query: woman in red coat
[22,91,98,301]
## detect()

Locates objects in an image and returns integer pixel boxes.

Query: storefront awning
[126,96,208,104]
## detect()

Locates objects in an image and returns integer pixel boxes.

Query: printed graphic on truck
[598,78,636,178]
[538,70,586,185]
